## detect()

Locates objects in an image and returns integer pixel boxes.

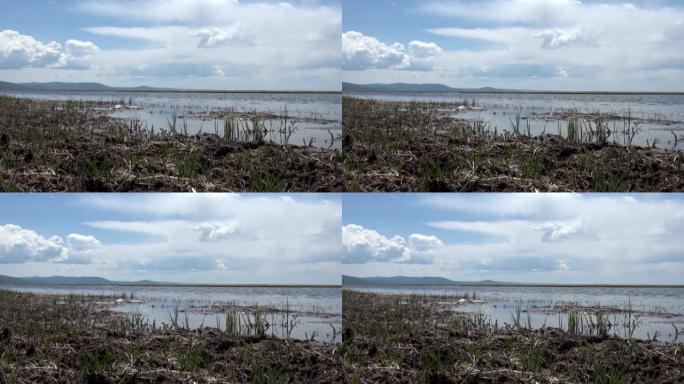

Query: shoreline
[343,90,684,96]
[0,96,344,192]
[0,290,344,382]
[3,283,342,289]
[342,97,683,192]
[342,290,684,383]
[1,89,342,95]
[343,284,684,288]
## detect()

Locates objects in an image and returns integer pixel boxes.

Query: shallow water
[345,91,684,150]
[348,285,684,343]
[6,285,342,342]
[2,91,342,149]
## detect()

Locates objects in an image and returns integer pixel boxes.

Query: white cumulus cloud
[342,31,409,70]
[533,28,582,49]
[191,26,241,47]
[0,30,66,69]
[0,224,100,264]
[0,30,98,70]
[342,224,442,264]
[408,233,444,252]
[408,40,444,59]
[343,31,442,71]
[191,221,241,241]
[533,221,585,242]
[66,233,102,251]
[65,39,100,56]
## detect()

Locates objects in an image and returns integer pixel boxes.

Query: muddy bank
[185,108,339,125]
[0,96,344,192]
[341,291,684,383]
[531,303,683,319]
[342,97,683,192]
[0,290,344,383]
[525,110,683,127]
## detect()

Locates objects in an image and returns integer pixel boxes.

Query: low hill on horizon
[0,274,165,286]
[342,82,512,93]
[0,81,338,93]
[0,275,338,287]
[342,275,513,286]
[341,82,684,95]
[0,81,165,92]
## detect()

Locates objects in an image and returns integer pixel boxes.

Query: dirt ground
[0,96,344,192]
[0,290,344,383]
[342,97,684,192]
[341,291,684,383]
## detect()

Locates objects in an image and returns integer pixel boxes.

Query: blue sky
[0,194,342,284]
[343,193,684,284]
[0,0,341,90]
[342,0,684,91]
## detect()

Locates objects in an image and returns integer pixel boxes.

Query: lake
[5,285,342,343]
[347,285,684,343]
[1,91,342,149]
[345,91,684,150]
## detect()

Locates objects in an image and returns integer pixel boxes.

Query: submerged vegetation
[341,291,683,383]
[0,96,344,192]
[342,97,683,192]
[0,290,344,383]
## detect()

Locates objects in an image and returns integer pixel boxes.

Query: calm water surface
[349,285,684,343]
[7,285,342,342]
[346,91,684,150]
[2,91,342,149]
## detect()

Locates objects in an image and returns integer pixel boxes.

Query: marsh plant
[0,96,342,192]
[342,290,683,383]
[342,97,683,192]
[0,290,343,383]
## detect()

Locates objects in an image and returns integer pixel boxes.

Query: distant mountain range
[342,82,512,93]
[0,81,338,93]
[342,82,684,95]
[0,81,164,92]
[0,274,164,286]
[342,275,515,286]
[0,275,339,288]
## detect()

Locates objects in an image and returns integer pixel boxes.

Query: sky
[0,0,341,90]
[342,193,684,285]
[342,0,684,91]
[0,193,341,285]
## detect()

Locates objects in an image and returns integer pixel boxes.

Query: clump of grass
[342,97,683,192]
[0,96,343,192]
[342,290,682,383]
[78,347,114,380]
[225,309,241,335]
[0,289,343,383]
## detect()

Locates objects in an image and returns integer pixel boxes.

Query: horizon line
[343,283,684,288]
[0,80,340,94]
[342,82,684,95]
[0,274,340,288]
[343,276,684,288]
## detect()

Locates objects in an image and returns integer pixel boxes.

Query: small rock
[214,146,236,158]
[0,327,10,342]
[216,339,238,352]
